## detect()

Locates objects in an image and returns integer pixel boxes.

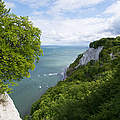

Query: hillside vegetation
[25,36,120,120]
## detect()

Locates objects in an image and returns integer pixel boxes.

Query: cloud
[13,0,50,9]
[109,18,120,35]
[29,0,105,17]
[104,0,120,16]
[46,0,104,17]
[103,1,120,35]
[7,0,120,45]
[15,0,105,10]
[52,0,104,11]
[30,16,113,45]
[32,11,45,16]
[5,2,15,9]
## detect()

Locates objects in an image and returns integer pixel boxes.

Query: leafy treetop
[0,0,43,94]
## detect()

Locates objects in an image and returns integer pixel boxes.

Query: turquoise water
[10,46,87,117]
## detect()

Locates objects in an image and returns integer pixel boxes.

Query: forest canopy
[0,0,42,94]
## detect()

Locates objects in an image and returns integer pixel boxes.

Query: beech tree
[0,1,43,94]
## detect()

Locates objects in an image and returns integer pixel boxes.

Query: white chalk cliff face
[0,93,22,120]
[76,46,103,68]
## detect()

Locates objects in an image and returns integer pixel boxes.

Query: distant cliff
[0,93,22,120]
[63,46,103,80]
[25,36,120,120]
[66,46,103,77]
[75,46,103,67]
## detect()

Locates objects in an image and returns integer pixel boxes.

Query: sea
[9,45,88,118]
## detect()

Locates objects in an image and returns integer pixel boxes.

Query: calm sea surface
[10,46,87,117]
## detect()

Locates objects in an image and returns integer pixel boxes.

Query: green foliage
[24,115,31,120]
[26,36,120,119]
[0,1,42,94]
[89,37,120,49]
[66,54,83,76]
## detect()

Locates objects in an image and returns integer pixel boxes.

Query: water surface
[10,45,87,117]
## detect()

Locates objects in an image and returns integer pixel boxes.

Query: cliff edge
[0,93,22,120]
[75,46,103,67]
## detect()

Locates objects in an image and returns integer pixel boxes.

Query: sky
[4,0,120,46]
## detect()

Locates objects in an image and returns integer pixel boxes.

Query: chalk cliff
[0,93,22,120]
[75,46,103,68]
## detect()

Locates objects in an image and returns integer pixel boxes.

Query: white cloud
[29,0,104,18]
[30,17,113,45]
[30,0,105,20]
[15,0,105,10]
[14,0,50,8]
[32,11,45,16]
[103,1,120,35]
[104,0,120,16]
[9,0,120,45]
[5,2,15,9]
[52,0,104,11]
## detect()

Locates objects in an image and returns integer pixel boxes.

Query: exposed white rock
[75,46,103,68]
[0,93,22,120]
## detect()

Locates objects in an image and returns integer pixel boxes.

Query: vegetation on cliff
[25,36,120,120]
[0,0,42,94]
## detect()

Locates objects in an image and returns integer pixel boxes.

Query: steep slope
[0,93,22,120]
[25,36,120,120]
